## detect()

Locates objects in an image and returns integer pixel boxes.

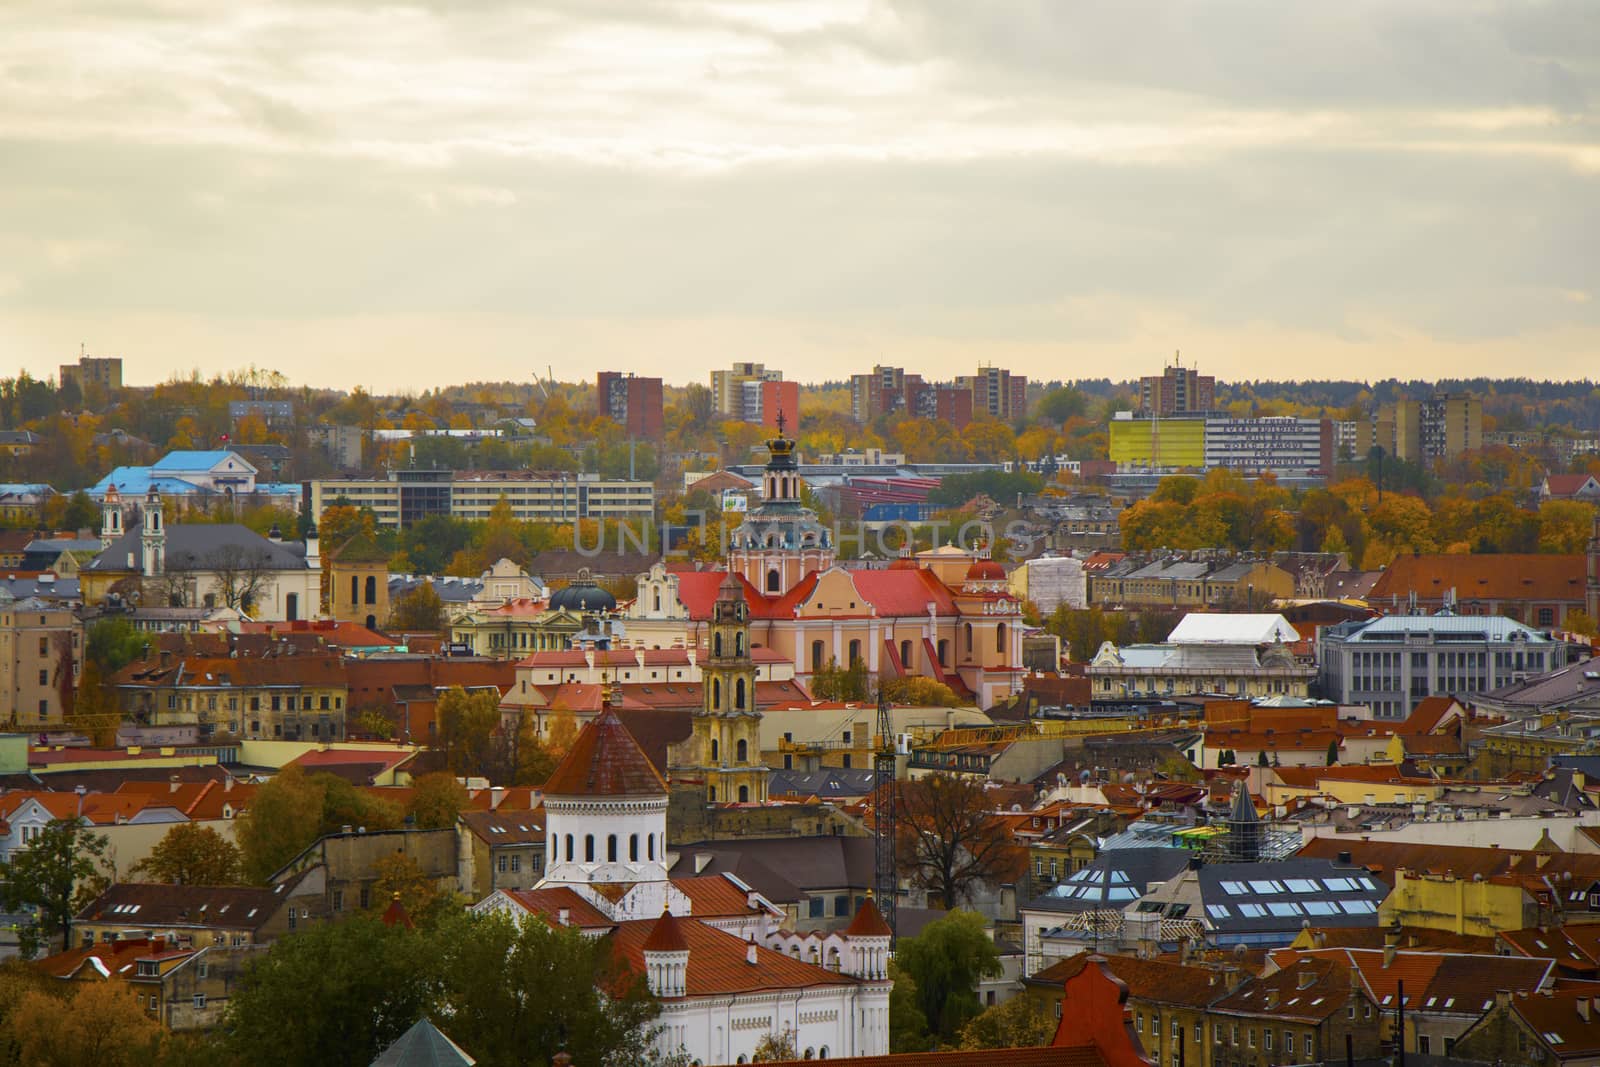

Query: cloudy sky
[2,0,1597,390]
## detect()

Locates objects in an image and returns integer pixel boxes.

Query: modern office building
[1316,613,1565,719]
[308,470,655,529]
[596,372,665,439]
[1203,417,1334,475]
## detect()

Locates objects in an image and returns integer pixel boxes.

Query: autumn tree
[0,818,112,957]
[438,686,503,778]
[130,823,243,885]
[388,581,447,633]
[895,910,1002,1044]
[958,992,1057,1049]
[6,980,164,1067]
[878,676,964,708]
[1539,500,1597,554]
[751,1029,799,1061]
[367,852,450,929]
[405,771,469,830]
[896,774,1025,910]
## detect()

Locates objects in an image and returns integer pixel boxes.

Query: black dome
[549,579,616,613]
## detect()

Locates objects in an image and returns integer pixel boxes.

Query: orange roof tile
[609,916,854,997]
[640,909,689,953]
[844,896,892,937]
[1370,553,1586,606]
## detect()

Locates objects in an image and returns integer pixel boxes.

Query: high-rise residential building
[1371,393,1482,463]
[914,383,973,429]
[849,365,924,422]
[596,372,665,440]
[964,365,1028,421]
[0,600,81,728]
[59,354,123,395]
[1139,360,1214,416]
[739,379,798,430]
[710,363,784,418]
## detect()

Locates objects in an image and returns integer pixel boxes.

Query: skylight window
[1248,880,1286,894]
[1339,900,1377,914]
[1239,903,1267,917]
[1323,878,1357,891]
[1207,904,1231,919]
[1267,902,1302,917]
[1220,881,1249,895]
[1284,879,1320,893]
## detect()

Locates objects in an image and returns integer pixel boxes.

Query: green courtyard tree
[130,823,243,885]
[895,910,1002,1045]
[0,818,112,957]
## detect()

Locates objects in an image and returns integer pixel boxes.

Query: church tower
[689,573,768,805]
[727,410,833,595]
[100,486,124,549]
[140,487,165,577]
[539,684,671,907]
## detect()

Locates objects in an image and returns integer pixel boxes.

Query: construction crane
[873,686,897,940]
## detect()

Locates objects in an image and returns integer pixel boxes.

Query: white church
[472,699,891,1064]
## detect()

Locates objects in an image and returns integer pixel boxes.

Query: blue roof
[0,484,52,494]
[152,450,249,471]
[91,469,209,496]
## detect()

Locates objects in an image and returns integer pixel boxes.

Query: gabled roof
[540,709,667,798]
[75,879,302,931]
[1370,553,1587,605]
[844,895,892,937]
[88,522,309,573]
[152,450,257,473]
[640,908,689,953]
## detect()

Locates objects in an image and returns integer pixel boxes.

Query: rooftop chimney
[746,938,758,965]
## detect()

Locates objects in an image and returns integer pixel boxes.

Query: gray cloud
[0,0,1595,387]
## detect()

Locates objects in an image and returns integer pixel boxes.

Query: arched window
[648,835,655,860]
[736,738,748,762]
[711,678,722,710]
[964,622,973,654]
[735,677,747,709]
[714,632,723,657]
[629,834,639,861]
[607,834,618,862]
[767,569,781,593]
[565,834,574,862]
[711,738,719,762]
[996,622,1007,654]
[900,639,912,669]
[350,575,359,605]
[811,641,824,673]
[653,590,661,612]
[584,834,595,862]
[365,575,377,604]
[848,639,861,667]
[738,785,750,803]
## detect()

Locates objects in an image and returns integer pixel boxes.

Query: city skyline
[2,1,1596,390]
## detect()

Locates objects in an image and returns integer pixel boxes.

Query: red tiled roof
[1030,953,1229,1009]
[541,708,667,797]
[844,896,892,937]
[640,909,689,952]
[849,568,958,616]
[1512,989,1600,1056]
[499,886,613,930]
[1399,696,1463,736]
[671,874,767,918]
[609,915,854,996]
[1544,474,1600,497]
[760,1053,1108,1067]
[1370,553,1586,605]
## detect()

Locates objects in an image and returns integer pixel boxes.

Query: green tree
[405,772,469,830]
[129,823,243,885]
[431,909,660,1067]
[958,993,1057,1049]
[221,916,436,1067]
[236,764,326,884]
[750,1029,798,1062]
[0,818,112,957]
[1326,739,1340,766]
[888,958,932,1052]
[85,617,148,674]
[895,910,1002,1044]
[60,490,98,531]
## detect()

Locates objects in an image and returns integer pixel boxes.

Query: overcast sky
[2,0,1597,390]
